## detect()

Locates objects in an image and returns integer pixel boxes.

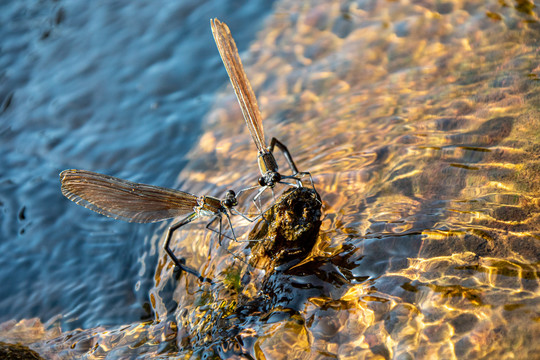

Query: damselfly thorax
[196,195,226,216]
[257,150,281,187]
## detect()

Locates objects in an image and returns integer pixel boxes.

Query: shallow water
[1,0,539,359]
[0,0,275,330]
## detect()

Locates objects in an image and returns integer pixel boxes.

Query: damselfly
[210,18,315,209]
[60,169,251,281]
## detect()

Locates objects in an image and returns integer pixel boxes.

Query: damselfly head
[258,171,282,188]
[223,190,238,208]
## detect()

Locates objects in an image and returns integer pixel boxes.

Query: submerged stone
[0,342,43,360]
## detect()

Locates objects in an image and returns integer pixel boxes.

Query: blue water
[0,0,274,330]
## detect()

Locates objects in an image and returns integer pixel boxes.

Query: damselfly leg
[269,137,317,191]
[163,212,207,280]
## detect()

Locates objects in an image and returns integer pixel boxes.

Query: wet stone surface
[248,186,323,271]
[0,342,43,360]
[171,186,324,357]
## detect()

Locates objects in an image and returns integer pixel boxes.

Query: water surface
[1,0,539,359]
[0,0,275,330]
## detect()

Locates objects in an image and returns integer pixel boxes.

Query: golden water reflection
[3,0,539,358]
[161,0,539,358]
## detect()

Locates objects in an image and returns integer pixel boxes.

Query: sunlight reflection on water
[1,0,539,359]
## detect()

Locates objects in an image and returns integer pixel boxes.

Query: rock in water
[247,186,322,272]
[0,342,43,360]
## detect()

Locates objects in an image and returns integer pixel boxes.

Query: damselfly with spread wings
[60,169,252,281]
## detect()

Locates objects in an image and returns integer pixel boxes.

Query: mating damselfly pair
[60,19,316,281]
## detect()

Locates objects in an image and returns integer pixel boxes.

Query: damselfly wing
[61,169,199,223]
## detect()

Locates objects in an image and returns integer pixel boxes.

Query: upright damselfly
[211,18,315,209]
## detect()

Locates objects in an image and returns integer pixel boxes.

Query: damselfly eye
[223,199,233,208]
[258,176,266,186]
[270,172,281,183]
[226,190,236,198]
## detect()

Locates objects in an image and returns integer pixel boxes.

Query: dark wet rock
[232,187,322,305]
[247,187,322,272]
[171,186,323,354]
[0,342,43,360]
